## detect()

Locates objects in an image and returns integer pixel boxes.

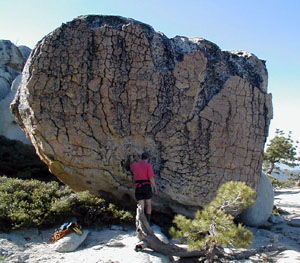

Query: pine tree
[263,129,299,176]
[170,181,256,262]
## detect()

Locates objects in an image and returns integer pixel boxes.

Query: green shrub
[0,136,55,181]
[51,190,134,226]
[272,205,289,216]
[0,176,134,232]
[267,174,296,189]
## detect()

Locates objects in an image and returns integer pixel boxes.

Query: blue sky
[1,0,300,144]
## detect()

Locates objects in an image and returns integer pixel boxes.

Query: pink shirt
[130,160,154,188]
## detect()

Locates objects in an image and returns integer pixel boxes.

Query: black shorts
[135,184,152,201]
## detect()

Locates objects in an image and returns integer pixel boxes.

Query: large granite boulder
[11,15,272,216]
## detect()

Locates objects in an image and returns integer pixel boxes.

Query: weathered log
[135,204,217,258]
[135,205,286,260]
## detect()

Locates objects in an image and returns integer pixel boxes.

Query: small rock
[21,254,30,261]
[52,230,89,252]
[268,214,284,224]
[106,241,126,247]
[92,245,104,250]
[7,253,29,263]
[268,234,279,243]
[287,220,300,228]
[110,225,124,231]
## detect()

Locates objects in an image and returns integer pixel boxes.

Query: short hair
[141,152,149,160]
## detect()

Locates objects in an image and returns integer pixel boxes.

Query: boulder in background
[0,40,31,143]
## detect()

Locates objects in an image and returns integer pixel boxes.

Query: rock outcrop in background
[11,15,273,216]
[0,40,31,143]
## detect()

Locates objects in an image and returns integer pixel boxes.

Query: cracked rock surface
[11,15,272,216]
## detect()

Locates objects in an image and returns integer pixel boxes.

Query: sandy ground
[1,187,300,263]
[248,187,300,262]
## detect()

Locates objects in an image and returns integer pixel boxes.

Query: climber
[130,152,157,224]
